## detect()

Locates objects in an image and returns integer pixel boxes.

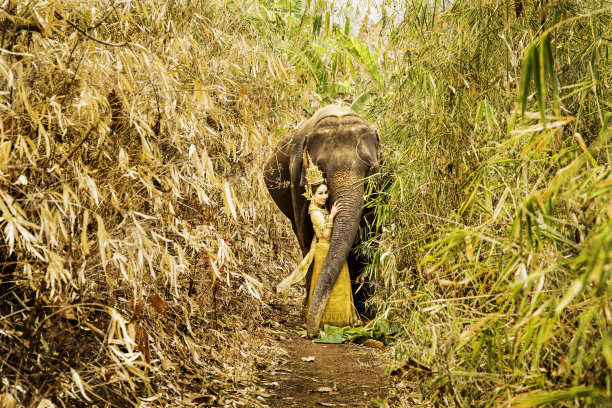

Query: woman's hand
[329,202,342,220]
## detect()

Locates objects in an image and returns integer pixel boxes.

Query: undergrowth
[0,0,300,406]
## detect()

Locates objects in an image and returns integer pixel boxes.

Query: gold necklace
[309,203,329,215]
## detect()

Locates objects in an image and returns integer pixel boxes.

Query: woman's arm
[310,203,341,241]
[310,210,332,241]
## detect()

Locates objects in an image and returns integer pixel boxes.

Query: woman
[276,154,359,329]
[307,182,359,327]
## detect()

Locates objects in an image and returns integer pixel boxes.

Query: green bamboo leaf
[344,16,350,36]
[312,14,322,36]
[518,45,534,116]
[590,42,601,84]
[475,100,485,131]
[535,43,546,122]
[351,38,383,88]
[350,92,374,114]
[542,35,560,115]
[303,49,329,87]
[511,386,608,407]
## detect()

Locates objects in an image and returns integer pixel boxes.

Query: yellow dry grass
[0,0,303,405]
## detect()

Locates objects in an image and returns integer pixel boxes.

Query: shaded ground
[258,299,391,407]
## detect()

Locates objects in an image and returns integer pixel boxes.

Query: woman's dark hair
[310,182,327,196]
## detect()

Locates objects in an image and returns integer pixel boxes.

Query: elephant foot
[306,324,319,339]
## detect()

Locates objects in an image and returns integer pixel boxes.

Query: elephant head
[264,105,380,337]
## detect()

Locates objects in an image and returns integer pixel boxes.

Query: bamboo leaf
[534,42,546,122]
[519,45,534,116]
[542,35,560,115]
[511,386,608,407]
[350,92,374,114]
[351,38,383,88]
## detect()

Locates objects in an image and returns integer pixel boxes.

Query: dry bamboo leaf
[35,398,55,408]
[0,141,11,169]
[301,356,315,362]
[222,180,238,221]
[96,214,109,271]
[129,298,144,324]
[80,208,89,255]
[71,368,92,402]
[0,392,16,408]
[148,292,166,315]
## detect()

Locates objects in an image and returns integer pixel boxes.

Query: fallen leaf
[131,322,151,363]
[362,339,385,349]
[317,403,336,407]
[301,356,315,362]
[36,398,55,408]
[390,356,433,379]
[102,366,115,381]
[63,307,78,322]
[191,394,216,404]
[316,386,334,393]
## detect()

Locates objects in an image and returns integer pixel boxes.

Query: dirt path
[260,332,389,407]
[258,301,391,407]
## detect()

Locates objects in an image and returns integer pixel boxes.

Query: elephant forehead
[310,119,374,144]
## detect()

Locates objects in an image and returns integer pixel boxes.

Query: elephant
[263,104,380,337]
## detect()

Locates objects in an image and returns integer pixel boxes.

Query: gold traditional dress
[307,203,358,327]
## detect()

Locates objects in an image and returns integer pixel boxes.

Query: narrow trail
[258,300,392,407]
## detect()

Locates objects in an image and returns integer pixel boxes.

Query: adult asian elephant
[264,105,380,337]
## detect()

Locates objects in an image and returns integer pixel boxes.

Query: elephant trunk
[306,169,364,337]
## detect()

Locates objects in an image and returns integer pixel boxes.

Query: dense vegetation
[0,0,610,406]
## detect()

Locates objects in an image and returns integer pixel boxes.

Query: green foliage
[354,0,612,406]
[260,0,382,110]
[313,324,348,343]
[310,324,391,344]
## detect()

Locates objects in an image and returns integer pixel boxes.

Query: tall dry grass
[0,0,304,405]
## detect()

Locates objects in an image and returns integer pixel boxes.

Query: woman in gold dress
[276,155,359,329]
[307,182,359,327]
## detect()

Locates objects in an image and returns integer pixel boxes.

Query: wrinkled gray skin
[263,105,380,337]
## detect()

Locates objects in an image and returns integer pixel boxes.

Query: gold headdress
[303,153,325,200]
